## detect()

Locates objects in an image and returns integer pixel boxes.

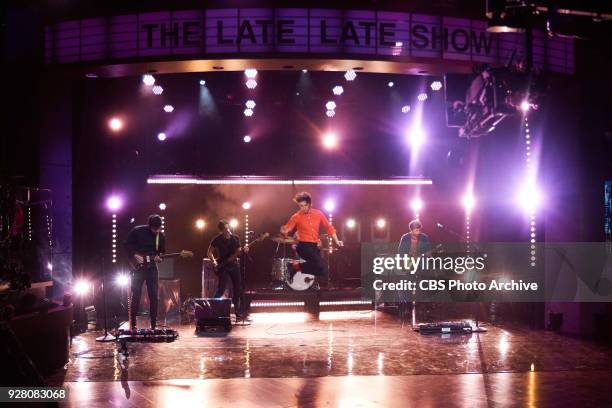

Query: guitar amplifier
[201,258,219,298]
[194,298,232,332]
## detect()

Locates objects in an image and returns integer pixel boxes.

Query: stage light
[411,198,423,213]
[109,118,123,131]
[324,200,335,212]
[518,183,542,212]
[158,203,167,211]
[157,132,167,141]
[199,80,206,86]
[326,110,336,118]
[344,70,357,81]
[322,132,338,149]
[229,218,239,229]
[325,101,336,110]
[401,105,411,114]
[142,74,155,86]
[376,218,386,229]
[243,135,252,143]
[47,262,53,271]
[417,93,428,101]
[388,81,394,87]
[430,81,443,91]
[302,69,308,73]
[245,79,258,89]
[163,105,174,113]
[106,196,122,211]
[520,101,530,112]
[243,108,254,117]
[245,100,256,109]
[242,202,251,210]
[74,280,90,296]
[346,218,356,229]
[407,127,425,149]
[115,274,130,287]
[333,85,344,95]
[152,85,163,95]
[195,219,206,230]
[463,193,475,212]
[244,68,258,78]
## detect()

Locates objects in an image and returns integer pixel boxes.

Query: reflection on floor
[48,311,612,407]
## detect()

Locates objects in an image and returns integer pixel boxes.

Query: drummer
[280,192,343,288]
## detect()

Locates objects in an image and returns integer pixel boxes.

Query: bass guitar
[129,250,194,271]
[214,232,269,274]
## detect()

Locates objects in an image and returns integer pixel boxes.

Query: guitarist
[124,214,165,330]
[207,220,248,319]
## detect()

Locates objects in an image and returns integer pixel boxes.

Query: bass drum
[271,258,288,282]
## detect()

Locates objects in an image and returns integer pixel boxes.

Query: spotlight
[115,274,130,287]
[152,85,163,95]
[244,108,254,117]
[324,200,336,212]
[163,105,174,113]
[520,101,531,112]
[157,132,167,141]
[346,218,356,229]
[430,81,443,91]
[417,93,428,101]
[159,203,167,211]
[388,81,394,87]
[326,110,336,118]
[344,70,357,81]
[518,183,542,212]
[229,218,239,229]
[376,218,386,229]
[243,135,252,143]
[242,202,251,210]
[246,79,258,89]
[332,86,344,95]
[106,196,122,211]
[411,198,423,213]
[195,219,206,230]
[322,132,338,149]
[199,80,206,86]
[109,118,123,131]
[245,100,256,109]
[244,68,258,78]
[407,127,425,149]
[401,105,411,114]
[325,101,336,110]
[142,74,155,86]
[302,69,308,73]
[73,280,90,296]
[463,193,475,212]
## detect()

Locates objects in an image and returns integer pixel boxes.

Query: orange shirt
[284,208,336,243]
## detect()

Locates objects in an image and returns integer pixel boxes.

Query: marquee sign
[45,8,574,74]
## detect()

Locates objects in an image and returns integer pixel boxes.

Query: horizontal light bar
[320,300,372,306]
[251,301,305,307]
[148,175,432,186]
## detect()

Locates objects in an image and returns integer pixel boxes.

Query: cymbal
[271,236,298,244]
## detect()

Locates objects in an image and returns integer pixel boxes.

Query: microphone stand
[96,256,116,342]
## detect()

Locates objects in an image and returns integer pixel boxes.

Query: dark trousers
[129,265,158,328]
[214,264,244,316]
[296,242,328,278]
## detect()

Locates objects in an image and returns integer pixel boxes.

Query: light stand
[96,257,116,342]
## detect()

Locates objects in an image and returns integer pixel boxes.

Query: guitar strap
[155,232,160,253]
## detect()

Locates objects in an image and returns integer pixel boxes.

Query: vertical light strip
[112,214,118,264]
[27,207,32,241]
[465,212,471,254]
[245,213,250,246]
[524,117,537,267]
[161,215,165,234]
[328,212,334,253]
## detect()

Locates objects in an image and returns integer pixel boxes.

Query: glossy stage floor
[47,311,612,407]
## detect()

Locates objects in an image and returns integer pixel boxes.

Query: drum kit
[269,235,330,291]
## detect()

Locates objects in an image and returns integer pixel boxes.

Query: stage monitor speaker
[158,258,174,279]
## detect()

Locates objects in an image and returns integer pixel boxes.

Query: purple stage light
[325,101,336,110]
[157,132,167,141]
[73,280,90,296]
[401,105,411,114]
[158,203,167,211]
[244,68,258,78]
[333,86,344,95]
[142,74,155,86]
[152,85,164,95]
[326,110,336,118]
[417,93,428,102]
[148,175,433,186]
[521,101,531,112]
[346,218,356,229]
[163,105,174,113]
[229,218,239,229]
[344,70,357,81]
[199,80,206,86]
[244,108,254,117]
[243,135,252,143]
[109,118,123,131]
[324,200,336,212]
[411,198,423,213]
[322,132,338,149]
[246,79,258,89]
[463,193,475,212]
[388,81,394,87]
[376,218,386,229]
[242,202,251,210]
[106,196,122,211]
[115,273,130,287]
[407,127,425,149]
[518,183,542,212]
[430,81,443,91]
[245,100,256,109]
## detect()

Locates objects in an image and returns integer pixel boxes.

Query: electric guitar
[129,250,194,271]
[214,232,269,274]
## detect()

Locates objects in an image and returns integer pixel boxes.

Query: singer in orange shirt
[281,192,343,285]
